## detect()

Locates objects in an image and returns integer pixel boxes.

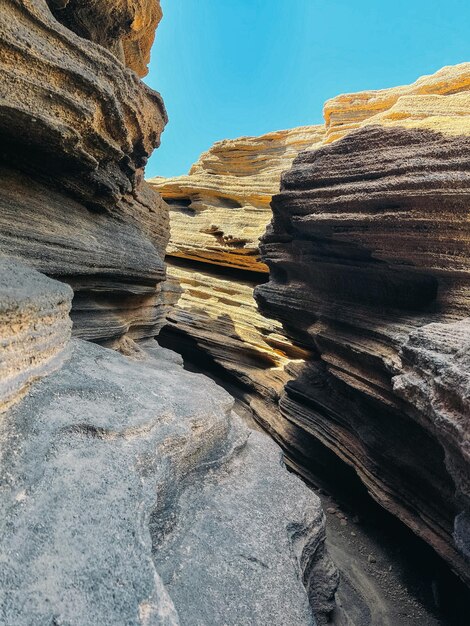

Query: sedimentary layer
[256,66,470,583]
[151,127,324,425]
[0,261,338,625]
[0,0,169,343]
[151,125,325,271]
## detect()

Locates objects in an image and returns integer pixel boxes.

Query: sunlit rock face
[0,260,338,626]
[150,127,324,423]
[151,126,325,271]
[256,63,470,584]
[45,0,163,77]
[0,0,169,343]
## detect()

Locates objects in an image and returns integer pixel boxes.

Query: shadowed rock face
[0,0,169,343]
[256,119,470,583]
[0,260,338,625]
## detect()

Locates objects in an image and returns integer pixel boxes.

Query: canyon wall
[256,63,470,584]
[0,2,337,624]
[0,0,170,345]
[150,127,324,426]
[153,63,470,585]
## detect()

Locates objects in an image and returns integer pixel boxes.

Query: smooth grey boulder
[0,335,337,625]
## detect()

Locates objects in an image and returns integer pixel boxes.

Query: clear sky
[145,0,469,178]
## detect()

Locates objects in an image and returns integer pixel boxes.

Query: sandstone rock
[0,0,169,343]
[151,126,325,272]
[323,62,470,142]
[0,262,338,625]
[256,65,470,583]
[46,0,163,78]
[151,128,324,432]
[0,259,72,413]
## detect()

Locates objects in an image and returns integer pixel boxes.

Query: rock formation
[0,2,338,624]
[1,0,169,344]
[0,259,337,625]
[0,259,72,414]
[151,63,470,587]
[150,127,324,426]
[256,63,470,584]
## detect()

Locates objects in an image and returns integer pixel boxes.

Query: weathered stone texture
[256,64,470,583]
[0,4,339,623]
[46,0,163,77]
[151,125,325,271]
[0,262,337,626]
[0,0,169,343]
[151,127,324,427]
[0,259,72,413]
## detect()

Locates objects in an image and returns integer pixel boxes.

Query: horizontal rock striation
[46,0,163,77]
[151,126,325,271]
[256,64,470,583]
[0,0,169,343]
[151,127,324,426]
[0,261,337,625]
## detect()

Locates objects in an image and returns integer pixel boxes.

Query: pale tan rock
[323,62,470,142]
[46,0,163,77]
[151,126,325,271]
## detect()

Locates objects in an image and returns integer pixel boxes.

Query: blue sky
[145,0,469,178]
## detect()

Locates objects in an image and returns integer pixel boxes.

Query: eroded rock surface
[0,0,169,343]
[256,65,470,583]
[151,126,325,271]
[0,259,72,413]
[150,128,324,429]
[0,262,337,626]
[151,62,470,587]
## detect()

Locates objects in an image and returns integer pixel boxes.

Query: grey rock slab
[0,338,335,625]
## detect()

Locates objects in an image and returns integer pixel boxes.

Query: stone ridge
[0,0,169,344]
[323,62,470,142]
[256,67,470,583]
[0,259,72,413]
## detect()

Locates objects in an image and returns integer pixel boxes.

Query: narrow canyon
[0,2,469,625]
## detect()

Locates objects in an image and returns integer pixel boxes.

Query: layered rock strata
[151,127,324,423]
[152,126,325,271]
[151,63,470,585]
[0,0,169,343]
[0,260,337,625]
[256,65,470,583]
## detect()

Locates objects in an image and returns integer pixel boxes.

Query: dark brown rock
[256,125,470,584]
